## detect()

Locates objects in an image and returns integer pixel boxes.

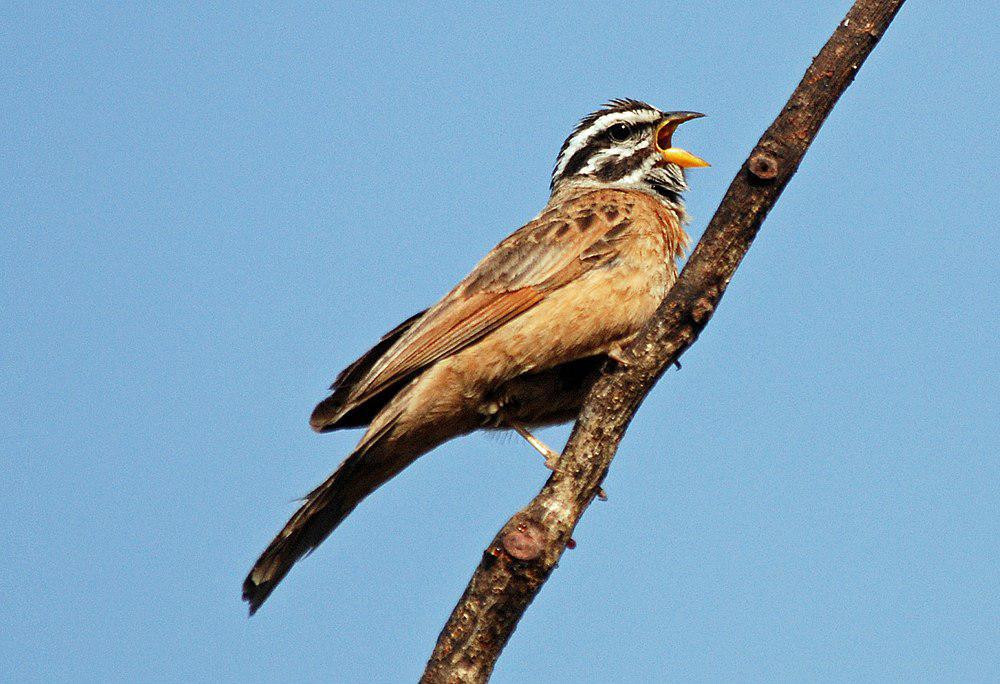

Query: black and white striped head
[551,99,708,210]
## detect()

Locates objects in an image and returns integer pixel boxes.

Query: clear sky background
[3,2,998,681]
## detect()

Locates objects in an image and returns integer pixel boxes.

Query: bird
[243,99,708,614]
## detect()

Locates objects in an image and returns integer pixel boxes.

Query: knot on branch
[748,151,780,180]
[501,519,546,561]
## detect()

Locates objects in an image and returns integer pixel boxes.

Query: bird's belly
[488,355,606,428]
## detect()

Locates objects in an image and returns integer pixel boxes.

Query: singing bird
[243,99,708,614]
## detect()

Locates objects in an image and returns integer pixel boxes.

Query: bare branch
[422,1,907,681]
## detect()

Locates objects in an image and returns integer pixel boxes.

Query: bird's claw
[607,345,630,367]
[542,449,560,471]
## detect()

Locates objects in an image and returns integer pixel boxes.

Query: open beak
[655,112,709,168]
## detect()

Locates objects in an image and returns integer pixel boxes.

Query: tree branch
[422,1,906,681]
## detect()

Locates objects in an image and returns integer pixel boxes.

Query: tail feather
[242,435,417,615]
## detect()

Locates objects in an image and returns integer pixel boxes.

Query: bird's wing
[309,309,428,432]
[333,189,640,416]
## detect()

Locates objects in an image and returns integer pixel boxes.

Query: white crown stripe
[552,108,662,180]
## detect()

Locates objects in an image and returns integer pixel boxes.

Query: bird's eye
[607,122,632,142]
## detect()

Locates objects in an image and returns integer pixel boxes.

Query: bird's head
[551,99,708,210]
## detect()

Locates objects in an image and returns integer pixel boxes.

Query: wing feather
[358,288,544,399]
[323,189,641,422]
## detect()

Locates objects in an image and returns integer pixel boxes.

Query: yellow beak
[655,113,710,168]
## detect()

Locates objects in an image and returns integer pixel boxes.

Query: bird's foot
[607,344,631,367]
[542,448,561,472]
[511,422,561,469]
[510,421,607,500]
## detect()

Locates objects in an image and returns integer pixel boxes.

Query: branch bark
[422,1,906,681]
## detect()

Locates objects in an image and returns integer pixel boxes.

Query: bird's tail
[242,429,419,615]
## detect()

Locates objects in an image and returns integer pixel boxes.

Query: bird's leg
[509,421,607,501]
[510,421,561,470]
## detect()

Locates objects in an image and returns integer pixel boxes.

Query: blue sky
[3,2,998,681]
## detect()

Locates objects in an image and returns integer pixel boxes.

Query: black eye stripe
[557,120,657,180]
[559,139,605,179]
[552,112,660,190]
